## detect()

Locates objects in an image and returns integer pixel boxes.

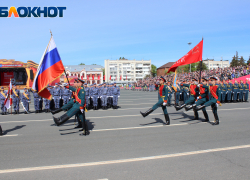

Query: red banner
[98,74,100,80]
[110,75,111,80]
[231,74,250,91]
[0,72,14,86]
[92,75,94,80]
[126,75,127,80]
[167,39,203,73]
[87,75,89,80]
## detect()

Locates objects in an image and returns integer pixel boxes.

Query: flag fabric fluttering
[32,36,65,99]
[172,70,177,92]
[4,79,12,109]
[167,39,203,73]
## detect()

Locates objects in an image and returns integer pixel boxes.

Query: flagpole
[199,37,204,83]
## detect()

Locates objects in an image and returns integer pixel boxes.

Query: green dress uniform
[140,78,170,125]
[232,82,239,102]
[220,83,227,103]
[53,86,89,135]
[238,83,244,102]
[243,82,249,101]
[195,83,221,125]
[227,83,233,102]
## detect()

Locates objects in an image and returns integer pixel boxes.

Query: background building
[104,59,151,82]
[64,65,104,84]
[157,62,175,76]
[203,59,230,70]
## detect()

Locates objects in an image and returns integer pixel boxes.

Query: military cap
[210,77,218,80]
[202,77,208,81]
[93,83,96,85]
[78,78,85,83]
[1,87,4,89]
[114,82,117,84]
[84,83,87,85]
[192,78,198,81]
[55,83,58,85]
[159,76,166,82]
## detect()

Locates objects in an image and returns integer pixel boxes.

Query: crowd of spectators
[133,65,250,87]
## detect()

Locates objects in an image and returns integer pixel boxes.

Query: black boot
[212,113,219,125]
[51,108,63,115]
[164,114,170,125]
[0,125,2,136]
[195,104,206,111]
[175,104,186,111]
[193,110,199,120]
[185,104,194,111]
[202,110,209,122]
[140,108,154,118]
[79,120,89,136]
[53,114,70,126]
[74,116,82,128]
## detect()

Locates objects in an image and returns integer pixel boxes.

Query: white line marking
[0,144,249,174]
[0,134,18,137]
[92,123,189,132]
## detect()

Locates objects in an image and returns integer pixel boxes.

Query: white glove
[197,84,200,87]
[60,97,62,99]
[69,98,70,99]
[100,96,102,98]
[187,93,189,95]
[39,99,41,101]
[197,97,199,100]
[168,94,170,97]
[53,97,54,99]
[80,109,84,113]
[163,102,167,106]
[216,103,219,107]
[118,96,120,97]
[180,93,182,95]
[88,97,90,99]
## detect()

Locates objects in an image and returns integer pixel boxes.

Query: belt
[160,96,165,98]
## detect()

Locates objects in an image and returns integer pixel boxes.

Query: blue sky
[1,0,250,67]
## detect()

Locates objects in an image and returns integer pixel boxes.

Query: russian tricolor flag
[32,36,65,99]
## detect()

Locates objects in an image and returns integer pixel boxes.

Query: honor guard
[227,80,233,102]
[195,77,221,125]
[112,82,120,109]
[21,88,31,114]
[52,83,62,109]
[101,82,109,110]
[30,89,41,113]
[243,80,249,102]
[220,80,227,103]
[232,80,239,102]
[0,87,7,115]
[61,86,71,105]
[84,83,90,110]
[12,85,20,114]
[140,76,170,125]
[182,80,189,103]
[90,83,99,110]
[239,80,244,102]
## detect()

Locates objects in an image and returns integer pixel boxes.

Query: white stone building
[203,59,230,70]
[104,59,151,82]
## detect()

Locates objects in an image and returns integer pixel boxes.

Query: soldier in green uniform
[226,80,232,103]
[238,80,244,102]
[220,80,227,103]
[195,77,221,125]
[140,76,170,125]
[53,79,89,136]
[243,80,249,102]
[232,80,239,102]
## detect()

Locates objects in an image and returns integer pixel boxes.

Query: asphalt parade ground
[0,90,250,180]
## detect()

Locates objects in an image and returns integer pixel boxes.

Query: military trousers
[54,96,60,109]
[113,95,118,106]
[0,100,7,113]
[101,95,108,106]
[13,98,19,111]
[152,98,168,115]
[203,98,219,121]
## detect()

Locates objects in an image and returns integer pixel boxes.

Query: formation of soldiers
[125,84,156,92]
[0,81,120,115]
[140,76,249,126]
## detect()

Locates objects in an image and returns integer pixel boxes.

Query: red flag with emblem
[167,39,203,73]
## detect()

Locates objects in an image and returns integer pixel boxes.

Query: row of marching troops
[0,81,120,115]
[140,76,249,127]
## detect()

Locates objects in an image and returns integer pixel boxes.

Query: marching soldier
[182,80,189,103]
[175,81,181,106]
[112,82,120,109]
[21,88,31,114]
[167,81,173,106]
[12,85,20,114]
[53,79,89,136]
[0,87,7,115]
[195,77,221,125]
[140,76,170,125]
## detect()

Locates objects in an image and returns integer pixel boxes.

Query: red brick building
[157,62,175,76]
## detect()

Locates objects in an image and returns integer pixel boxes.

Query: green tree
[102,68,105,76]
[79,63,85,65]
[196,61,208,71]
[247,57,250,65]
[92,64,97,65]
[119,57,126,60]
[230,55,239,67]
[239,56,246,66]
[151,64,157,77]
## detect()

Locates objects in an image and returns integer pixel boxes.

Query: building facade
[65,65,104,85]
[104,59,151,82]
[156,62,175,76]
[203,59,230,70]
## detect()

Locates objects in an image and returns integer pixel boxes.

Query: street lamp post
[188,42,192,73]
